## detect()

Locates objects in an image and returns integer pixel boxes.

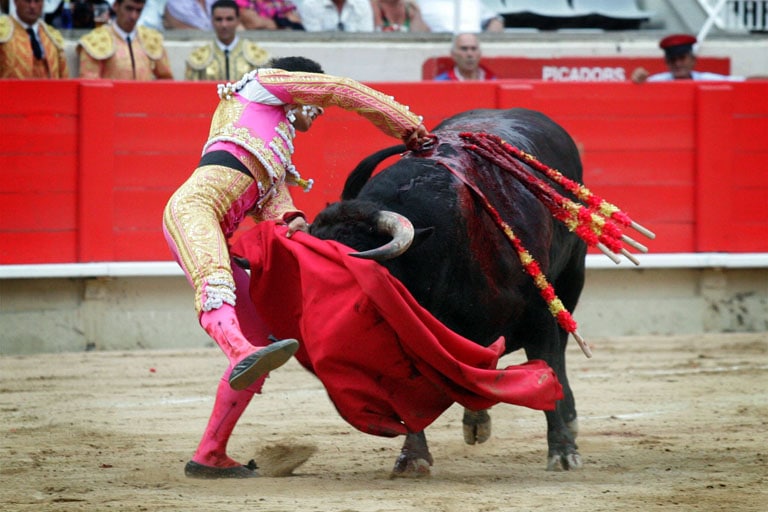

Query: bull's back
[434,108,583,183]
[356,108,586,347]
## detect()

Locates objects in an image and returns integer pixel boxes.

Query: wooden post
[694,85,734,252]
[77,81,116,262]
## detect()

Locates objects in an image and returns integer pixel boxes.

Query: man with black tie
[0,0,68,78]
[185,0,269,81]
[77,0,173,80]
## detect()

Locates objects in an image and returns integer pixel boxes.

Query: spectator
[419,0,502,33]
[6,0,64,26]
[136,0,165,30]
[372,0,429,32]
[237,0,303,30]
[299,0,373,32]
[42,0,111,29]
[631,34,745,83]
[163,56,430,478]
[434,32,495,81]
[0,0,68,78]
[163,0,213,30]
[185,0,269,80]
[77,0,173,79]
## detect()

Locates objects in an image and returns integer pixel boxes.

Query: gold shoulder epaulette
[40,22,65,50]
[186,43,214,70]
[0,15,13,44]
[138,25,164,61]
[78,26,114,60]
[242,40,270,67]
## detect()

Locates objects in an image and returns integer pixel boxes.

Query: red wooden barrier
[1,79,766,265]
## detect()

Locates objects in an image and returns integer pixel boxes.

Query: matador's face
[288,105,323,133]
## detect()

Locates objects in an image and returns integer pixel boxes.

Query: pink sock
[199,304,259,364]
[191,366,266,468]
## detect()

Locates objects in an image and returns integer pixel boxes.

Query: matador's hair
[269,57,325,74]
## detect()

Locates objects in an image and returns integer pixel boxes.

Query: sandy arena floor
[1,333,766,511]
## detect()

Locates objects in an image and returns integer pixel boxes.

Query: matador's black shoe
[228,338,300,391]
[184,459,258,479]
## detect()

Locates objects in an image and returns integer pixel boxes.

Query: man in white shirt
[299,0,373,32]
[419,0,502,33]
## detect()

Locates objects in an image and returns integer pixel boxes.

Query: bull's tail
[342,145,407,200]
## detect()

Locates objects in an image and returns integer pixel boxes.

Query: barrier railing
[1,79,766,267]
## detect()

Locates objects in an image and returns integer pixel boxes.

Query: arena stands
[483,0,653,30]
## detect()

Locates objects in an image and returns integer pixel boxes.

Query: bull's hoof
[462,409,491,445]
[393,431,433,478]
[391,456,432,478]
[546,452,583,471]
[184,459,258,479]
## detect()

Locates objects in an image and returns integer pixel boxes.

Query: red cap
[659,34,697,57]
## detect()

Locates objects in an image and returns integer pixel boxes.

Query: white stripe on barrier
[1,253,767,279]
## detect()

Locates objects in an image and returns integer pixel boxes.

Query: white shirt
[165,0,216,30]
[216,35,240,53]
[647,70,745,82]
[138,0,168,31]
[299,0,374,32]
[419,0,498,33]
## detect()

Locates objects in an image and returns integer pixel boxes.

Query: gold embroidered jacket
[77,24,173,80]
[185,39,269,81]
[0,15,68,78]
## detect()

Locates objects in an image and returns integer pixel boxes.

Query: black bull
[309,108,588,473]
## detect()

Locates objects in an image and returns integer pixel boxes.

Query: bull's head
[310,200,431,262]
[347,210,414,260]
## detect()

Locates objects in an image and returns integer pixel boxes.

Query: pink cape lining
[231,222,563,437]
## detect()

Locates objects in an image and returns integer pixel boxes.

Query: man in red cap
[631,33,744,83]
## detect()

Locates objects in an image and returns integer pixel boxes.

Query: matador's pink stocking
[191,367,266,468]
[199,304,259,365]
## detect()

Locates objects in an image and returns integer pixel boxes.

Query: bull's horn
[349,210,415,261]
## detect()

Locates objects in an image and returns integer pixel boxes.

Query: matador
[162,56,430,478]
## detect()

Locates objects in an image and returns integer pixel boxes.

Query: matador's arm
[258,69,423,141]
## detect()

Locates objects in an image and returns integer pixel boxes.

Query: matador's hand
[285,216,309,238]
[404,124,435,151]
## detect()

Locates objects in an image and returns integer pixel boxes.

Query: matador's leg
[163,166,297,390]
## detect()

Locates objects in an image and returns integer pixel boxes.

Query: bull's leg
[523,244,587,470]
[543,377,582,471]
[536,352,581,470]
[462,408,491,444]
[391,431,433,477]
[520,311,582,471]
[551,251,585,436]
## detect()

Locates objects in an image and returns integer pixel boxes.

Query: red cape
[232,223,563,437]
